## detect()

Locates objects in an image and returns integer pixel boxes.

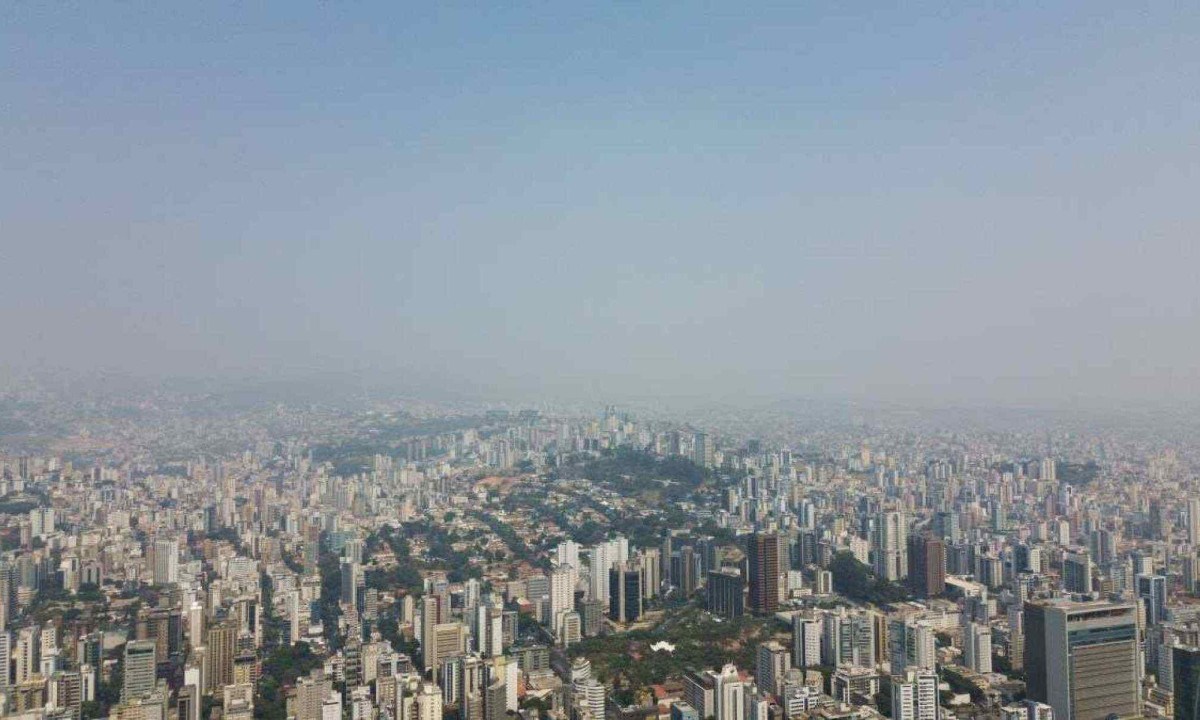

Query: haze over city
[4,3,1200,404]
[7,8,1200,720]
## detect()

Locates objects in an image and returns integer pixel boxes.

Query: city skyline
[6,5,1200,720]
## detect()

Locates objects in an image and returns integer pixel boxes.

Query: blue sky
[3,3,1200,403]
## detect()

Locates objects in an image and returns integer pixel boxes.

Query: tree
[317,547,344,650]
[255,642,323,720]
[829,552,911,605]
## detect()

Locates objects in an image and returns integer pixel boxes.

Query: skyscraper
[122,640,157,701]
[340,559,361,609]
[640,549,661,600]
[206,622,237,692]
[1025,600,1140,720]
[1008,603,1025,670]
[821,609,875,668]
[417,682,443,720]
[608,564,642,623]
[1089,529,1117,566]
[875,511,908,582]
[707,568,744,620]
[555,541,580,604]
[756,641,790,696]
[1137,574,1167,627]
[577,678,606,720]
[549,567,574,630]
[792,615,822,668]
[907,534,946,597]
[962,622,992,674]
[713,664,747,720]
[0,632,9,693]
[589,541,622,606]
[693,432,713,469]
[153,538,178,586]
[1175,645,1200,720]
[747,532,780,615]
[428,623,467,681]
[1062,551,1093,595]
[1184,554,1200,596]
[56,669,82,720]
[891,669,940,720]
[890,618,936,673]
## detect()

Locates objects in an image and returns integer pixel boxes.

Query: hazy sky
[3,3,1200,403]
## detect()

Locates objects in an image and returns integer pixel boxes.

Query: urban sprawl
[0,393,1194,720]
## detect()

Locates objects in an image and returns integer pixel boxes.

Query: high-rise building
[816,570,833,595]
[577,598,603,637]
[576,677,606,720]
[588,544,611,606]
[907,535,945,597]
[153,538,178,586]
[1132,552,1155,577]
[676,546,698,597]
[707,569,744,620]
[1137,574,1168,627]
[747,532,780,615]
[206,622,237,692]
[875,511,908,582]
[608,564,642,623]
[421,595,442,656]
[756,641,790,696]
[821,609,875,668]
[570,656,592,691]
[1189,499,1200,547]
[1062,551,1093,595]
[122,640,158,701]
[891,669,940,720]
[587,538,627,603]
[1008,604,1025,670]
[484,678,507,720]
[693,432,714,469]
[640,549,661,600]
[1184,554,1200,596]
[14,626,40,684]
[340,559,361,609]
[175,682,199,720]
[962,622,992,674]
[30,507,55,538]
[714,664,747,720]
[285,591,302,646]
[556,540,581,576]
[792,615,822,668]
[55,670,83,720]
[683,670,715,720]
[934,511,961,545]
[417,682,443,720]
[295,673,331,720]
[1089,530,1117,567]
[556,611,581,647]
[1025,600,1140,720]
[427,623,466,679]
[1175,645,1200,720]
[890,618,936,673]
[0,632,9,693]
[550,568,574,630]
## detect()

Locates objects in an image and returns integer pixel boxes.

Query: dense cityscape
[7,4,1198,720]
[0,383,1196,720]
